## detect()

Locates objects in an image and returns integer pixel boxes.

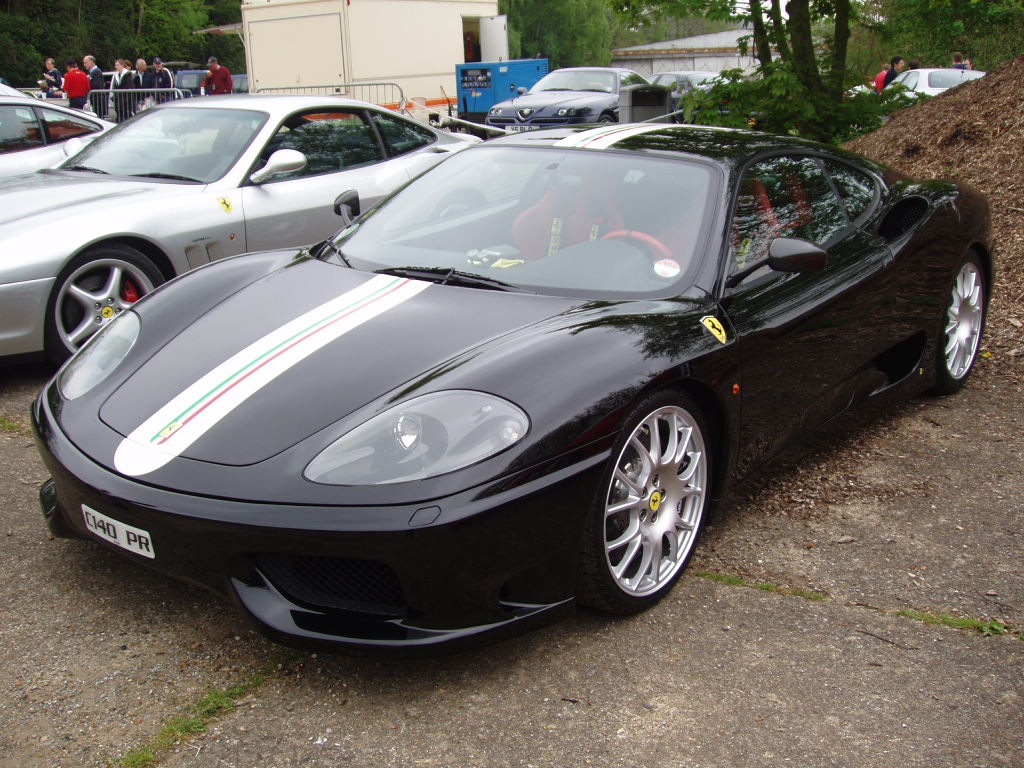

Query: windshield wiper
[63,164,108,174]
[375,266,518,291]
[128,172,203,182]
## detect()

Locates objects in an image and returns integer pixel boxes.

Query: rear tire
[578,391,711,614]
[931,255,987,395]
[45,244,163,366]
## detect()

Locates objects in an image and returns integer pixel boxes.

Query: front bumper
[33,392,608,651]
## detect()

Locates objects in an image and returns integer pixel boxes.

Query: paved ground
[1,361,1021,768]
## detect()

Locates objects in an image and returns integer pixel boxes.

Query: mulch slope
[845,55,1024,377]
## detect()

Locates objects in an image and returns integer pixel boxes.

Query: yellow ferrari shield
[217,197,233,214]
[701,316,728,344]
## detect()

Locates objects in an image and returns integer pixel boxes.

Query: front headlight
[58,311,141,399]
[304,390,529,485]
[488,106,503,116]
[557,107,589,117]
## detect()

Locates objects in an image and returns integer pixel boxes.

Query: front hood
[0,171,186,227]
[100,261,578,471]
[502,91,614,115]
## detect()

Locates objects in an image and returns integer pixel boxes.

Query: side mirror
[333,189,360,221]
[767,237,828,273]
[61,136,86,159]
[249,148,306,184]
[727,237,828,288]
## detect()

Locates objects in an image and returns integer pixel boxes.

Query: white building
[611,28,759,78]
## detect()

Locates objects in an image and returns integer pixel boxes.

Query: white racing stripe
[114,274,428,477]
[553,123,667,150]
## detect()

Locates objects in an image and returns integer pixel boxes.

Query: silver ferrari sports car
[0,93,113,177]
[0,94,479,363]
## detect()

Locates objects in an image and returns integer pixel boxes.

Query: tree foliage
[0,0,243,87]
[499,0,614,67]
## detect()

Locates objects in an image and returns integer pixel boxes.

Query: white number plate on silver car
[81,504,156,559]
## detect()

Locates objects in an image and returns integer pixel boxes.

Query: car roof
[0,83,32,98]
[485,123,883,173]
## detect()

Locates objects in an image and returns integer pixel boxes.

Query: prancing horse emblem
[218,197,233,214]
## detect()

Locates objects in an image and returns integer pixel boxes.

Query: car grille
[487,116,571,127]
[255,554,406,618]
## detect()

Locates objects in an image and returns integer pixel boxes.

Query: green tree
[500,0,614,67]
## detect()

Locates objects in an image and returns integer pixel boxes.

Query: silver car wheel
[603,404,707,597]
[54,257,157,352]
[943,260,984,380]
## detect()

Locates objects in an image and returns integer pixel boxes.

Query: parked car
[233,73,249,94]
[0,95,113,177]
[0,94,479,363]
[891,67,985,96]
[0,82,32,98]
[33,123,991,651]
[648,70,719,98]
[485,67,648,131]
[173,69,208,96]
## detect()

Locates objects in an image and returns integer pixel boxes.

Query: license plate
[506,125,535,132]
[81,504,156,559]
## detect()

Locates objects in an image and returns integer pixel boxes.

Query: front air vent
[878,197,929,242]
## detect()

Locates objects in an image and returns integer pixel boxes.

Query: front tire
[578,391,711,614]
[931,255,987,395]
[45,244,163,365]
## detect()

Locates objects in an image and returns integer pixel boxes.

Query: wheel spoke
[611,536,643,580]
[606,516,641,552]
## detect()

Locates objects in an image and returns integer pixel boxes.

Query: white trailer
[241,0,506,109]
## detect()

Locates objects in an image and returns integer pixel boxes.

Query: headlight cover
[58,310,141,399]
[304,390,529,485]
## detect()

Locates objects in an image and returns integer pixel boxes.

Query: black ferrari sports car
[33,123,991,651]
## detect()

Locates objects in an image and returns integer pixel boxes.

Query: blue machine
[457,59,549,124]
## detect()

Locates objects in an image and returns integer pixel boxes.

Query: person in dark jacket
[41,57,63,97]
[151,57,174,102]
[111,58,137,122]
[83,54,108,117]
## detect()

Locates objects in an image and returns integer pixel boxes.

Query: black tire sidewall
[577,389,712,615]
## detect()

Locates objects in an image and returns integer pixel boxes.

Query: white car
[0,93,113,176]
[0,94,479,363]
[891,68,985,97]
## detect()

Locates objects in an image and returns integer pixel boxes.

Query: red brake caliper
[122,281,140,303]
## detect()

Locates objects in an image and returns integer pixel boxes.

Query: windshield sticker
[701,316,728,345]
[653,259,681,278]
[491,258,525,269]
[218,197,233,214]
[553,123,666,150]
[114,274,429,477]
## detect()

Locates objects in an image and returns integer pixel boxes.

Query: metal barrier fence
[88,88,191,122]
[253,82,409,112]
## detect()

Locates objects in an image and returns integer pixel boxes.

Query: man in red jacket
[62,60,90,110]
[201,57,233,95]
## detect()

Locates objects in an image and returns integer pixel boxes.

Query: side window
[901,71,919,90]
[0,105,43,152]
[732,156,848,270]
[822,159,877,221]
[372,112,434,157]
[37,107,102,143]
[260,110,383,181]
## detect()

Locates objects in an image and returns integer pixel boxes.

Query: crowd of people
[40,54,233,121]
[871,50,975,93]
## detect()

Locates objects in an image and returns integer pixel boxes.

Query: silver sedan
[0,94,479,363]
[0,94,113,177]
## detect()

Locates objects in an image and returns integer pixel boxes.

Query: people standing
[952,52,968,70]
[873,63,890,94]
[63,59,90,110]
[111,59,137,122]
[41,57,63,97]
[83,54,108,116]
[201,56,233,95]
[151,57,174,102]
[883,56,905,88]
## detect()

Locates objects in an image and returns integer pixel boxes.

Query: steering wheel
[601,229,673,261]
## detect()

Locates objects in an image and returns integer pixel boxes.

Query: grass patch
[110,662,282,768]
[898,610,1011,637]
[0,415,29,435]
[695,570,830,601]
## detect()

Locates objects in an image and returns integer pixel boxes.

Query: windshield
[332,145,718,300]
[532,70,617,93]
[61,106,267,182]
